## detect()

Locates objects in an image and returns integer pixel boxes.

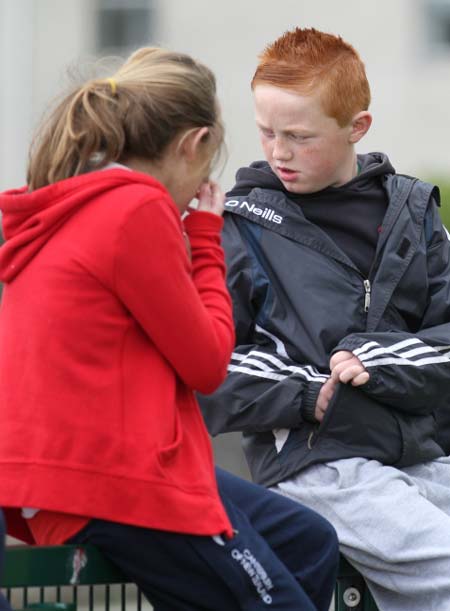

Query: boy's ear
[348,111,372,144]
[177,127,210,160]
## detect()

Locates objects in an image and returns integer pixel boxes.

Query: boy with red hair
[201,27,450,611]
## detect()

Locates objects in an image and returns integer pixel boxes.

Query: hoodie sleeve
[114,197,235,394]
[199,213,326,435]
[334,199,450,417]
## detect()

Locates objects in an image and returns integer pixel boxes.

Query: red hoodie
[0,169,235,542]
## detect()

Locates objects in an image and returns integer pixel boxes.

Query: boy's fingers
[338,365,366,384]
[332,356,359,377]
[351,371,370,386]
[329,350,354,369]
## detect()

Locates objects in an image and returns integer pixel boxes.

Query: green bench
[2,545,378,610]
[336,557,378,611]
[2,545,143,611]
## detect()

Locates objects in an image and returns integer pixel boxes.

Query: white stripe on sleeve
[363,353,450,368]
[255,324,289,358]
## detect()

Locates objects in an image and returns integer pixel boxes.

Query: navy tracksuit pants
[69,468,339,610]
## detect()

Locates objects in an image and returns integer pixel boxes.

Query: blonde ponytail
[27,48,222,191]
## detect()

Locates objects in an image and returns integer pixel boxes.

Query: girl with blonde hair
[0,47,338,610]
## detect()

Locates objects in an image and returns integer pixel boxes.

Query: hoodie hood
[0,169,168,283]
[227,152,396,198]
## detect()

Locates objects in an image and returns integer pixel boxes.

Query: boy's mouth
[277,167,298,181]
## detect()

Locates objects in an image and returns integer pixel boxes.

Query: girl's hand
[196,181,225,216]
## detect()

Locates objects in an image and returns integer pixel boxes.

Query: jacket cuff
[184,210,224,234]
[301,381,323,423]
[331,335,367,354]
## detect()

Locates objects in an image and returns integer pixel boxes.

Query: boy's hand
[195,181,225,216]
[330,351,369,386]
[315,377,338,422]
[314,351,370,422]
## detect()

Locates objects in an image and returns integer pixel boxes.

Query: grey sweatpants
[273,456,450,611]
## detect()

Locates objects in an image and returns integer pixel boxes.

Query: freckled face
[253,85,356,194]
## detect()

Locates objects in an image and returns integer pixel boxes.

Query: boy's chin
[281,178,328,195]
[281,180,312,194]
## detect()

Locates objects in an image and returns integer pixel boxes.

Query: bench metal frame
[2,545,379,610]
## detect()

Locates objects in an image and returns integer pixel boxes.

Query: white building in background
[1,0,450,476]
[2,0,450,192]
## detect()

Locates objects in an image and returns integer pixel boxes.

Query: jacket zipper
[308,277,372,452]
[363,279,371,312]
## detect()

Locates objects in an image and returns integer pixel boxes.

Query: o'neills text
[225,200,283,224]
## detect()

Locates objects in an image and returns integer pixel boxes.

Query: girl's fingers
[196,182,211,204]
[196,180,224,216]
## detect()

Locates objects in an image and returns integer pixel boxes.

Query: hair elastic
[106,77,117,96]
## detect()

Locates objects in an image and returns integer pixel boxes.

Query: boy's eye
[260,128,275,138]
[289,133,308,142]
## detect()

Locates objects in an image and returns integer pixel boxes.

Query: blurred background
[1,0,450,479]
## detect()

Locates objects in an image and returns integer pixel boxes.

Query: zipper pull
[364,279,371,312]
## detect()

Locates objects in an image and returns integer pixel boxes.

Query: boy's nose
[272,138,292,161]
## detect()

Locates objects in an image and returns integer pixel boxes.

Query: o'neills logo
[226,200,283,224]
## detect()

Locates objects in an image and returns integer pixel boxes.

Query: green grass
[428,177,450,230]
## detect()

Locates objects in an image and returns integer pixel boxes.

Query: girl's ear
[176,127,210,160]
[348,111,372,144]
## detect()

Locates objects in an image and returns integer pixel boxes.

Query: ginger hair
[28,47,223,191]
[251,27,371,127]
